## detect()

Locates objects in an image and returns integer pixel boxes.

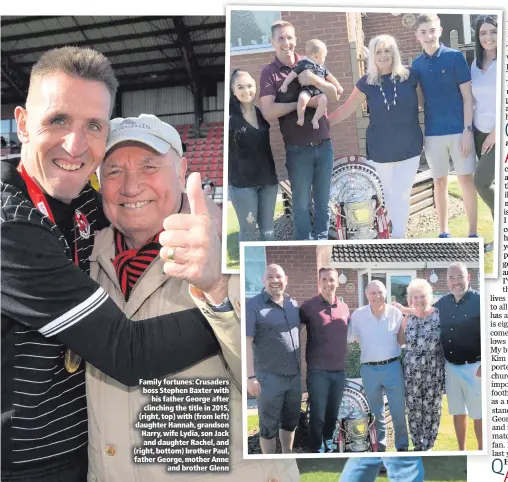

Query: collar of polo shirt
[423,42,445,59]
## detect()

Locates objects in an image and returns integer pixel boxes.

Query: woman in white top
[471,15,497,231]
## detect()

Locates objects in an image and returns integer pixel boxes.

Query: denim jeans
[285,139,334,240]
[228,184,278,242]
[339,457,424,482]
[360,360,409,451]
[307,369,345,452]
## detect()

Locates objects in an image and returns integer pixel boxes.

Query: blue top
[412,44,471,136]
[246,290,301,376]
[357,68,423,163]
[433,289,481,364]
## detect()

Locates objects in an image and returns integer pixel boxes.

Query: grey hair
[366,280,387,297]
[407,278,433,306]
[366,34,409,86]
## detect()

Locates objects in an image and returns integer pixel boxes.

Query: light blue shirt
[349,304,403,363]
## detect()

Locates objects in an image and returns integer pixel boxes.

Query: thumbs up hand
[159,172,223,294]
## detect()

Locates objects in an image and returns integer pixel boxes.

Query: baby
[279,39,343,129]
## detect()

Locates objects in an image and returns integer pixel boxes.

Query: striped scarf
[112,229,161,300]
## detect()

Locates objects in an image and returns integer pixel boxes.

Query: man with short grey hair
[85,115,300,481]
[349,280,409,451]
[246,264,302,454]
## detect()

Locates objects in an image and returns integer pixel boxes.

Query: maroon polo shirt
[300,294,349,371]
[259,54,331,147]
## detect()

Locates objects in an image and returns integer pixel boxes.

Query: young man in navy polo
[412,14,478,239]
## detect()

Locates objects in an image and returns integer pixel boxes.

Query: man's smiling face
[271,25,297,63]
[263,265,288,298]
[15,72,111,203]
[101,142,186,243]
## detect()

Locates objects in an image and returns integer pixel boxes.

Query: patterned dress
[403,310,445,450]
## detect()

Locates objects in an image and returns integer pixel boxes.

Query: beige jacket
[86,226,299,482]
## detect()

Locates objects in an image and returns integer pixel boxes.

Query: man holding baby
[259,20,343,241]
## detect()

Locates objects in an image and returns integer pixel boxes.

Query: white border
[222,6,503,279]
[240,237,486,459]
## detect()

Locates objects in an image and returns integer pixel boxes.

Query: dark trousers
[307,369,346,452]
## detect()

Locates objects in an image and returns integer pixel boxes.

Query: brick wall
[230,11,360,181]
[265,245,318,303]
[336,268,360,309]
[361,13,422,65]
[416,268,480,296]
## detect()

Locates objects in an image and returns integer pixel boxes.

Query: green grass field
[296,456,467,481]
[412,179,494,274]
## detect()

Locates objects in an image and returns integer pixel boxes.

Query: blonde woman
[398,279,445,451]
[329,35,423,239]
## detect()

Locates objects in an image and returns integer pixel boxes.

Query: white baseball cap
[106,114,183,157]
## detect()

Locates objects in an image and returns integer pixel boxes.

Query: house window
[244,246,267,298]
[358,270,416,306]
[230,11,280,54]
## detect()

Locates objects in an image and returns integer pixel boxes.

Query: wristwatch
[206,296,234,313]
[463,125,473,132]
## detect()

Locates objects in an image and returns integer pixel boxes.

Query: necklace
[378,77,397,111]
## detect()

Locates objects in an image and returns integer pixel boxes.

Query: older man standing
[86,115,299,481]
[349,280,409,452]
[435,262,482,450]
[300,267,349,453]
[1,47,225,481]
[259,21,341,240]
[246,264,302,454]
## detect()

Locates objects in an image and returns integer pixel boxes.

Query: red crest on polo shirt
[74,209,90,239]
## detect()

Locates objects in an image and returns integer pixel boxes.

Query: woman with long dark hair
[228,69,278,241]
[472,15,497,250]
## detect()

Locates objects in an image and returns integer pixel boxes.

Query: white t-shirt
[349,304,403,363]
[471,58,497,133]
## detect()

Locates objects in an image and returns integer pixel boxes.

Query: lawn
[226,198,285,270]
[247,397,469,481]
[247,395,478,456]
[296,456,467,481]
[412,179,494,274]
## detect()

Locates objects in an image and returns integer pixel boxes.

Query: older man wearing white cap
[86,114,300,482]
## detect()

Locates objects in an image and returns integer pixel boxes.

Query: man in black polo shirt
[434,262,482,450]
[246,264,301,454]
[1,47,229,481]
